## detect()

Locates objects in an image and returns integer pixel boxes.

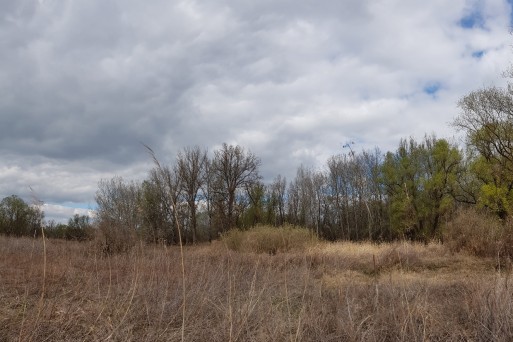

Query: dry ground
[1,235,512,341]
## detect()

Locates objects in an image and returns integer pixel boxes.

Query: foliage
[381,136,463,240]
[44,215,93,241]
[455,86,513,218]
[0,195,44,237]
[239,182,266,228]
[66,214,93,241]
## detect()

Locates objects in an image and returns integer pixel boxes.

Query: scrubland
[1,229,513,341]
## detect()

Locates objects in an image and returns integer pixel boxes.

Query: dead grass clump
[222,225,317,254]
[308,241,447,276]
[465,277,513,341]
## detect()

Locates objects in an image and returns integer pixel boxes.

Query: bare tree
[95,176,142,253]
[210,143,261,232]
[140,167,181,244]
[176,146,207,243]
[288,165,315,229]
[267,174,287,226]
[143,145,186,341]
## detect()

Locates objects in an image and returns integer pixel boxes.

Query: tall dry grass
[0,233,511,341]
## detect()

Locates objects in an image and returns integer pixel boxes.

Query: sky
[1,0,513,223]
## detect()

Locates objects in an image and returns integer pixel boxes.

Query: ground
[1,236,512,341]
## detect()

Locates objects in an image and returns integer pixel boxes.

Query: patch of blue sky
[472,50,485,59]
[506,0,513,26]
[459,10,484,29]
[62,202,97,210]
[423,83,441,96]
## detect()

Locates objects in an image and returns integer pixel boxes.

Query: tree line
[93,70,513,246]
[3,70,513,246]
[0,194,92,240]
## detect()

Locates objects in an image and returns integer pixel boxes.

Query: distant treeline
[0,194,92,240]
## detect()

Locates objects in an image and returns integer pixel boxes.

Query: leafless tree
[268,174,287,226]
[287,165,315,229]
[95,176,142,253]
[210,143,261,232]
[145,167,182,244]
[176,146,207,243]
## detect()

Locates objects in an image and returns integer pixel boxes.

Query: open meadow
[1,234,513,341]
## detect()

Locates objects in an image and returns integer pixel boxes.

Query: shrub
[95,220,138,255]
[443,208,511,257]
[222,225,317,254]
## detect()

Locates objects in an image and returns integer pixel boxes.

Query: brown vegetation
[2,229,513,342]
[444,208,513,261]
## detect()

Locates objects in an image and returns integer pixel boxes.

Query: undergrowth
[221,225,317,254]
[0,233,510,341]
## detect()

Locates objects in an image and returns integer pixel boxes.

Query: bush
[95,221,138,255]
[443,208,513,258]
[222,225,317,254]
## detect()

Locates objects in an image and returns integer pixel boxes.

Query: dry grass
[1,234,511,341]
[221,225,317,254]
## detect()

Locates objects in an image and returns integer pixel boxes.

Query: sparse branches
[143,144,186,342]
[210,143,261,232]
[176,146,207,243]
[269,175,287,226]
[95,177,142,253]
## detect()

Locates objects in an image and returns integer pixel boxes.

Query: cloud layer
[1,0,512,222]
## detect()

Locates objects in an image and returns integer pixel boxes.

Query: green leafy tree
[66,214,92,241]
[0,195,44,237]
[454,86,513,218]
[381,136,462,240]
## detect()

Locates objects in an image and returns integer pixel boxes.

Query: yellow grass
[1,235,511,341]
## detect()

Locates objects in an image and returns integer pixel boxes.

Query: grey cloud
[0,0,512,219]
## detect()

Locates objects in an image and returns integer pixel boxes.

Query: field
[1,235,513,341]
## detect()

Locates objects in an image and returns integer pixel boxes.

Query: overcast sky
[1,0,513,223]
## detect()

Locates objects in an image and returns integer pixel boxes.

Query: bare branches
[143,143,186,342]
[210,143,261,231]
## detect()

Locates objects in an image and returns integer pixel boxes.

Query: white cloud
[0,0,512,212]
[43,203,96,224]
